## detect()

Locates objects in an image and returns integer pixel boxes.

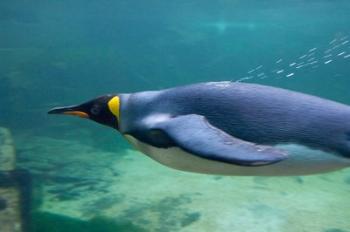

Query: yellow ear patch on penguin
[108,96,120,121]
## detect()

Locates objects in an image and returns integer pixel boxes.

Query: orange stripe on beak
[63,111,89,118]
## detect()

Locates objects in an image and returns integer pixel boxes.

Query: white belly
[124,135,350,176]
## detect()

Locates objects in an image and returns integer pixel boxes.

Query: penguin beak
[48,105,89,118]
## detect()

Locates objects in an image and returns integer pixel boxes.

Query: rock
[0,127,23,232]
[0,128,16,171]
[0,127,32,232]
[0,188,22,232]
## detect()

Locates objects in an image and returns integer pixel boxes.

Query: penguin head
[48,95,120,129]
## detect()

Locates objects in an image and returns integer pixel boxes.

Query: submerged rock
[0,127,31,232]
[0,127,16,171]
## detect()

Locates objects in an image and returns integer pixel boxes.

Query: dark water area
[1,1,350,231]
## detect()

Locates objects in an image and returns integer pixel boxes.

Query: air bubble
[308,48,317,52]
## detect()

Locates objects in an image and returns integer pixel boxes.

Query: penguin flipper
[151,114,288,166]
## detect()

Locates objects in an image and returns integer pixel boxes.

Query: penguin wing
[151,114,288,166]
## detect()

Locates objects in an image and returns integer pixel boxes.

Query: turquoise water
[1,1,350,231]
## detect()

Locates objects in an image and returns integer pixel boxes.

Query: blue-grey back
[121,82,350,156]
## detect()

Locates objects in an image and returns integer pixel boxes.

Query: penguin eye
[90,105,101,115]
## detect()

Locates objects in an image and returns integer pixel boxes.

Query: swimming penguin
[48,81,350,176]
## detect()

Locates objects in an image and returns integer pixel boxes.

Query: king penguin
[48,81,350,176]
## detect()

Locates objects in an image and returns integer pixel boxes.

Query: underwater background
[1,0,350,231]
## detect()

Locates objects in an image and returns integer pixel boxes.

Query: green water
[1,0,350,231]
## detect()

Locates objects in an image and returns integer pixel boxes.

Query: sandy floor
[16,136,350,232]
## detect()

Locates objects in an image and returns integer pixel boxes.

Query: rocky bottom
[14,135,350,232]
